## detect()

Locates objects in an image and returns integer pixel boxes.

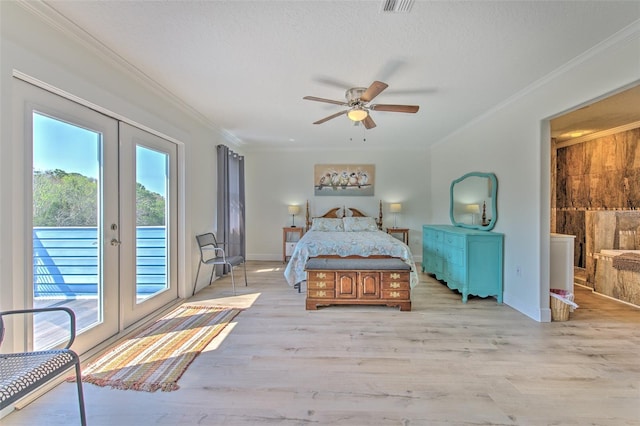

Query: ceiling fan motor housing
[346,87,368,106]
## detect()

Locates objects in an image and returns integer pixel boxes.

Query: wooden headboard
[305,200,383,230]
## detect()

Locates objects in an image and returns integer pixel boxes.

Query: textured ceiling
[551,84,640,142]
[41,0,640,151]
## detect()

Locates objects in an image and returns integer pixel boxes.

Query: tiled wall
[553,128,640,268]
[585,210,640,288]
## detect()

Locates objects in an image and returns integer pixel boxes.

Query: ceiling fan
[303,81,419,129]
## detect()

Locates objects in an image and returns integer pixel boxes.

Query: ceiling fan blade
[314,76,356,90]
[313,110,348,124]
[370,104,419,113]
[303,96,348,106]
[360,81,389,103]
[362,115,376,129]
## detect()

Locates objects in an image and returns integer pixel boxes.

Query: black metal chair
[0,307,86,426]
[193,233,247,296]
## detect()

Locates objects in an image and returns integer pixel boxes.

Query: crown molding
[14,0,241,145]
[554,121,640,149]
[435,19,640,148]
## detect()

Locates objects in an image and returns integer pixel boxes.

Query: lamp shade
[390,203,402,213]
[288,205,300,215]
[347,108,368,122]
[466,204,480,214]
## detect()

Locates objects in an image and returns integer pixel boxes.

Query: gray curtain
[216,144,245,275]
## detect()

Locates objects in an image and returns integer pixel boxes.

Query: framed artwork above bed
[314,164,375,196]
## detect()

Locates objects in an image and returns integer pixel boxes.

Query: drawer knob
[390,273,400,279]
[316,272,327,279]
[390,291,401,298]
[317,291,326,297]
[317,281,326,288]
[390,282,401,289]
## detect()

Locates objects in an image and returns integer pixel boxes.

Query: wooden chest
[306,266,411,311]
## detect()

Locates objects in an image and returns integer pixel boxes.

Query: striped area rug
[75,305,241,392]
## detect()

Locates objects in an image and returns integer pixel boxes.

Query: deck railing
[33,227,167,297]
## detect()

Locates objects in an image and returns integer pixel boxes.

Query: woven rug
[72,305,241,392]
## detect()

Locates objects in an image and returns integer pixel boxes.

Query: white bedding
[283,229,420,288]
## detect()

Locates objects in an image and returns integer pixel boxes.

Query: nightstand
[386,228,409,245]
[283,227,304,263]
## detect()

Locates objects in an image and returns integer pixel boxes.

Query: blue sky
[33,113,166,195]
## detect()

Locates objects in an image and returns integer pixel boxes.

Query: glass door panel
[17,78,119,354]
[32,113,102,349]
[120,123,177,328]
[136,145,169,302]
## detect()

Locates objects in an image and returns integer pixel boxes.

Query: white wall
[0,2,230,308]
[245,148,431,261]
[430,21,640,321]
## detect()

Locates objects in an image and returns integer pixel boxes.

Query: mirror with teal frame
[450,172,498,231]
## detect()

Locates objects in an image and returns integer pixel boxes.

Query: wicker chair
[0,307,86,425]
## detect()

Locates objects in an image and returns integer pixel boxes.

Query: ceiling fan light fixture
[347,108,368,122]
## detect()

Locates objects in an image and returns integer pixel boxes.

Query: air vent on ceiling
[380,0,414,13]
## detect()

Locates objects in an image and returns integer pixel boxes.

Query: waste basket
[550,289,578,321]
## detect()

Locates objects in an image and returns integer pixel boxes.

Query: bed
[283,203,419,311]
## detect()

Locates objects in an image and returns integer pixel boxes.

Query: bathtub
[594,249,640,307]
[599,249,640,256]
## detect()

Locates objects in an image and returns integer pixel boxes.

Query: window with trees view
[33,169,165,227]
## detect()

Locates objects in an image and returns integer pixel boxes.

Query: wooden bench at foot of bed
[305,257,411,311]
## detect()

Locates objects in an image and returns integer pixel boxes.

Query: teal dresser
[422,225,504,303]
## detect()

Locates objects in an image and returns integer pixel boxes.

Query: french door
[119,123,178,328]
[17,79,178,354]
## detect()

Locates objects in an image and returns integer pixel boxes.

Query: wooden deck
[33,298,100,349]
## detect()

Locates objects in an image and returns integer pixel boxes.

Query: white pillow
[343,216,378,232]
[310,218,345,232]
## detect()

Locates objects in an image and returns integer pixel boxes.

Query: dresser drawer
[446,248,464,266]
[308,289,335,298]
[307,279,335,290]
[381,289,410,300]
[381,272,410,291]
[426,256,443,274]
[445,233,464,249]
[307,270,335,281]
[381,271,410,282]
[424,228,437,240]
[381,280,410,291]
[307,270,336,298]
[446,264,464,284]
[285,241,298,256]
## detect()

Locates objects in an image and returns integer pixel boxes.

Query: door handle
[110,238,121,246]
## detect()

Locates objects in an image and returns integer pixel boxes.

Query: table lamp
[390,203,402,228]
[466,204,480,224]
[288,205,300,227]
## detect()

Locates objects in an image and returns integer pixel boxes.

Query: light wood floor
[3,261,639,425]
